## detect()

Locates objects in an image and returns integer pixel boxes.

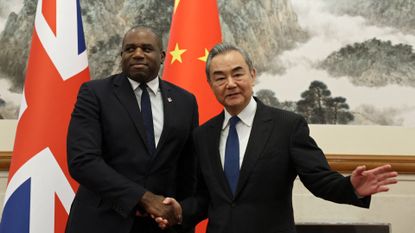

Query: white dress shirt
[128,77,164,147]
[219,97,257,169]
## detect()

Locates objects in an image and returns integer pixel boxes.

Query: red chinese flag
[162,0,222,124]
[162,1,222,232]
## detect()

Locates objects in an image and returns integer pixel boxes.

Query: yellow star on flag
[198,48,209,62]
[174,0,181,14]
[170,43,187,64]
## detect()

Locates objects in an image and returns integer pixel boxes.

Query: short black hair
[122,25,163,50]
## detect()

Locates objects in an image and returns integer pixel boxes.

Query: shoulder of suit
[161,80,195,97]
[269,105,302,120]
[82,73,121,88]
[256,98,303,120]
[194,112,223,135]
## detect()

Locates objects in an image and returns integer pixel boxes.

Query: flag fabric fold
[163,1,222,232]
[163,0,223,125]
[0,0,89,232]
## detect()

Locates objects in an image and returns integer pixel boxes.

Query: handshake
[139,191,183,229]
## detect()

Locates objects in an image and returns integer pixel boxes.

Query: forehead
[122,29,159,48]
[209,50,248,73]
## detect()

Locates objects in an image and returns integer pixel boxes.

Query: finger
[155,217,168,224]
[353,165,366,176]
[155,217,168,229]
[376,186,390,193]
[376,171,398,182]
[156,220,168,229]
[364,164,392,176]
[177,214,183,224]
[379,178,398,186]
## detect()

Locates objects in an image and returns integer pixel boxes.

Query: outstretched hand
[351,164,398,197]
[154,197,182,229]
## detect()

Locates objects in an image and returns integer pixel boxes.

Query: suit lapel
[155,80,172,154]
[206,113,235,198]
[235,101,274,197]
[112,75,149,152]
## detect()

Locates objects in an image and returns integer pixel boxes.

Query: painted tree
[296,81,353,124]
[325,97,354,124]
[256,89,280,108]
[297,81,331,124]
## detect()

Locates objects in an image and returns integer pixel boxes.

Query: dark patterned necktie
[139,83,156,155]
[224,116,240,195]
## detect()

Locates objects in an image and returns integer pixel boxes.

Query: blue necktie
[224,116,240,195]
[139,83,156,155]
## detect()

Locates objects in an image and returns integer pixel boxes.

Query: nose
[225,76,237,88]
[132,48,144,58]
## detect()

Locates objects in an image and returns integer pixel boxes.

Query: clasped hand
[139,192,182,229]
[154,197,182,229]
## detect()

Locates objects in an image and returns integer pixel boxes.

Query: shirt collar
[127,76,159,95]
[222,96,257,130]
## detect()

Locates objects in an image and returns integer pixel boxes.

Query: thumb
[353,165,366,176]
[163,197,175,205]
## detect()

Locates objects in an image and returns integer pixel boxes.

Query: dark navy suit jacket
[66,74,198,233]
[182,99,369,233]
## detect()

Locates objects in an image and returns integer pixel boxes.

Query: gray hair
[205,43,254,80]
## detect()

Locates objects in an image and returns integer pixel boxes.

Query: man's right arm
[67,82,147,218]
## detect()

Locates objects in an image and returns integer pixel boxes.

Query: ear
[160,51,166,64]
[207,78,213,88]
[250,68,257,84]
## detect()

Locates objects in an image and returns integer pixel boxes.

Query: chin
[225,101,242,109]
[129,73,147,81]
[226,97,243,104]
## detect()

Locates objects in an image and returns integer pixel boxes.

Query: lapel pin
[167,97,173,103]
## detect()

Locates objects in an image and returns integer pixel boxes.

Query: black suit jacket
[65,74,198,233]
[182,99,369,233]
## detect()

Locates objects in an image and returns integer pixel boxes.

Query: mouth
[130,63,147,69]
[226,92,240,98]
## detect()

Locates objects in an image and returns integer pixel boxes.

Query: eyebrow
[212,70,225,76]
[212,66,245,76]
[123,43,154,48]
[231,66,244,73]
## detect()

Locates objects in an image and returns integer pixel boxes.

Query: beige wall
[0,171,8,216]
[0,120,17,152]
[293,175,415,233]
[309,125,415,156]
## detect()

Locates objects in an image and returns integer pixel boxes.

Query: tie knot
[139,83,148,91]
[229,116,240,127]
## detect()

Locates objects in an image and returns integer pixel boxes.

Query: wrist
[140,191,153,209]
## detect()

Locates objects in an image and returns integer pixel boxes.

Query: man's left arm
[290,116,375,207]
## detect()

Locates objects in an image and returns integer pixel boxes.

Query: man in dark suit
[157,43,398,233]
[65,26,198,233]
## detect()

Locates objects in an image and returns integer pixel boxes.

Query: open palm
[351,164,398,197]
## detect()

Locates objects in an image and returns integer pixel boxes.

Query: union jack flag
[0,0,89,232]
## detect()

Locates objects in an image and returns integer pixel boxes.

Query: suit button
[231,203,236,207]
